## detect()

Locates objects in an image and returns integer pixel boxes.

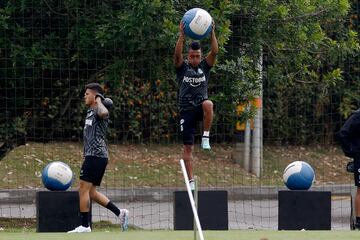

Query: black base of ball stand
[173,190,228,230]
[278,190,331,230]
[36,191,92,232]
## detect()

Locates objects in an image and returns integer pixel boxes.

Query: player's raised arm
[174,21,185,68]
[205,21,218,67]
[95,94,109,119]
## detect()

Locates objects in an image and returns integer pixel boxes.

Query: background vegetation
[0,0,359,154]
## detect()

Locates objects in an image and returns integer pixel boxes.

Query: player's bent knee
[203,100,213,108]
[202,101,213,113]
[79,182,91,195]
[89,190,97,199]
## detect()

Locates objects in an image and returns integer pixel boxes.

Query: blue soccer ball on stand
[41,161,73,191]
[283,161,315,190]
[182,8,212,40]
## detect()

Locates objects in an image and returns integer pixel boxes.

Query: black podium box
[36,191,92,232]
[278,190,331,230]
[174,190,228,230]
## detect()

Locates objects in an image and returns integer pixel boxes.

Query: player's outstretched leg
[201,100,213,150]
[90,187,130,231]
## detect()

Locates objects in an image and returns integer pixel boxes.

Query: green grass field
[1,230,359,240]
[0,142,351,189]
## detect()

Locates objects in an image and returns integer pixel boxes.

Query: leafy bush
[0,0,358,147]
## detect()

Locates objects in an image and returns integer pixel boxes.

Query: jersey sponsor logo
[183,75,206,87]
[85,119,93,126]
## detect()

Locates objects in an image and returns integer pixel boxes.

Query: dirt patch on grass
[0,217,36,230]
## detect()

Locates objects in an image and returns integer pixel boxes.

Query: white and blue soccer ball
[283,161,315,190]
[41,161,73,191]
[182,8,212,40]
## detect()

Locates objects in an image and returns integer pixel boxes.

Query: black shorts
[80,156,108,186]
[354,159,360,187]
[180,105,204,145]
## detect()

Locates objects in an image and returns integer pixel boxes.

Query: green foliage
[254,0,360,144]
[0,0,239,143]
[337,1,360,120]
[214,55,261,127]
[0,0,358,145]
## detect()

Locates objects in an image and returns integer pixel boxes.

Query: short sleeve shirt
[83,108,108,158]
[176,59,212,112]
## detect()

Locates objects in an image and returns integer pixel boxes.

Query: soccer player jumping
[174,20,218,190]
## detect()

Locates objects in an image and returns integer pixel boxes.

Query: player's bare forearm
[174,21,185,67]
[206,21,219,66]
[95,97,109,119]
[174,35,184,66]
[210,30,218,56]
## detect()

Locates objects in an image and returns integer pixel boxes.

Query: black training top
[176,59,212,112]
[338,108,360,159]
[83,108,108,158]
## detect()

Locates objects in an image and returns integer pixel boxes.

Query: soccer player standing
[68,83,129,233]
[174,21,218,189]
[338,108,360,229]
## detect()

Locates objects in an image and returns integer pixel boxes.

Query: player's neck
[89,102,97,109]
[190,64,199,69]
